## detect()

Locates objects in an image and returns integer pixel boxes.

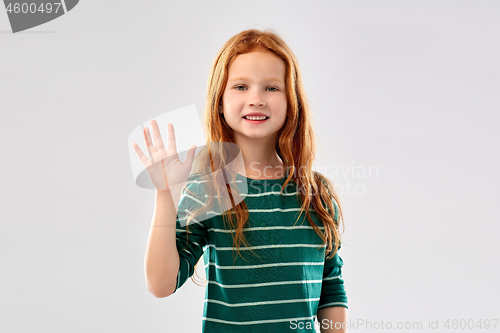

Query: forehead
[228,49,286,78]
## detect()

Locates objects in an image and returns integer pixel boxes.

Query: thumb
[185,145,197,165]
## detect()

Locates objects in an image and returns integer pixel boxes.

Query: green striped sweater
[173,172,347,332]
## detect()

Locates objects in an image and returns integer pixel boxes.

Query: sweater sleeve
[318,244,348,309]
[172,176,210,293]
[318,199,348,310]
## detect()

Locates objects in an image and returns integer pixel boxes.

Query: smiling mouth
[242,116,269,121]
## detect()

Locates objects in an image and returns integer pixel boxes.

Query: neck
[234,136,284,179]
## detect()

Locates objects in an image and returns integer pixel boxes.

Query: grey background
[1,1,499,332]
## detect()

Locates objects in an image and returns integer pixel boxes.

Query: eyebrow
[228,77,284,84]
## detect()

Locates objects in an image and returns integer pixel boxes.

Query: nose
[248,90,266,107]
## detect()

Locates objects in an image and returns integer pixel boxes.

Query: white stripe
[175,207,321,230]
[318,302,348,309]
[208,243,324,251]
[202,315,316,325]
[179,242,204,254]
[212,190,301,198]
[186,178,243,185]
[205,297,320,307]
[183,178,302,197]
[208,225,324,233]
[323,275,341,281]
[183,193,207,206]
[207,261,324,269]
[242,190,300,197]
[247,207,316,213]
[186,177,297,186]
[186,190,302,200]
[207,279,323,288]
[177,207,317,219]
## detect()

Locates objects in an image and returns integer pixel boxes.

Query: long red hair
[182,28,345,286]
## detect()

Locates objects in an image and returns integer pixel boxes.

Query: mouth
[242,116,269,124]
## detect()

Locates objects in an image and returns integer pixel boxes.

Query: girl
[135,28,348,332]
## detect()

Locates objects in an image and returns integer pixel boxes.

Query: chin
[244,133,275,140]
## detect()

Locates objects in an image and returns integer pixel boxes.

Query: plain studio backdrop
[1,1,499,332]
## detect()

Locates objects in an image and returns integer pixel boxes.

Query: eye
[234,85,280,92]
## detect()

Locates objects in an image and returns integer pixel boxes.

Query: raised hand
[132,120,197,192]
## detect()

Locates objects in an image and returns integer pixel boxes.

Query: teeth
[244,116,267,120]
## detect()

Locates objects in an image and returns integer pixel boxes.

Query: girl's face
[221,47,287,143]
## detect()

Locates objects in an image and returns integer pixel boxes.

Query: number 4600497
[6,3,62,14]
[443,319,499,330]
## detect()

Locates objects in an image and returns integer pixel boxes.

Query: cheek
[223,94,241,108]
[277,94,287,106]
[277,97,287,113]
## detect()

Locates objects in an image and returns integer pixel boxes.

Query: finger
[151,120,165,151]
[184,145,197,167]
[143,127,156,158]
[167,123,177,152]
[132,143,152,167]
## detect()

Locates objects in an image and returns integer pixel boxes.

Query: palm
[132,120,196,191]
